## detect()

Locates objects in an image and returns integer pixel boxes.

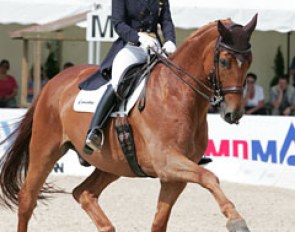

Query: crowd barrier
[1,109,295,189]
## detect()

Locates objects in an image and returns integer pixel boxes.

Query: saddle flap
[73,79,145,116]
[74,83,109,113]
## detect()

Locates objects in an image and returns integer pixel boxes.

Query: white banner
[0,109,95,176]
[205,114,295,189]
[1,109,295,189]
[0,108,26,154]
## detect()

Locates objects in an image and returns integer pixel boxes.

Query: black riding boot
[84,84,116,154]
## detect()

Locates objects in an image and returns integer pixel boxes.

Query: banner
[1,109,294,189]
[0,109,95,176]
[205,114,295,189]
[0,109,26,154]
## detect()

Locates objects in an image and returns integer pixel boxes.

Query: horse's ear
[217,20,232,43]
[243,14,258,36]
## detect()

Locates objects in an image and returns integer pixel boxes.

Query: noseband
[153,24,252,107]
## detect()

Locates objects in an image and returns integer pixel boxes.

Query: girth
[115,117,152,177]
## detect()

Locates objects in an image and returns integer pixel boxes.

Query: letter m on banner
[86,7,118,42]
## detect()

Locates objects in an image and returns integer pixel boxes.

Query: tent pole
[88,41,95,64]
[20,39,29,107]
[33,40,42,100]
[287,32,291,75]
[96,41,101,65]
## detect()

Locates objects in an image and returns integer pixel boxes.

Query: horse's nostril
[224,112,232,122]
[223,111,243,124]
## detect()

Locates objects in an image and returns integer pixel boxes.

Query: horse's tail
[0,100,37,209]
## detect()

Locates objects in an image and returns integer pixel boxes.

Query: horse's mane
[172,18,234,58]
[188,18,233,40]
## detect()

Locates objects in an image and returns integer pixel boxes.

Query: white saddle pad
[73,80,145,117]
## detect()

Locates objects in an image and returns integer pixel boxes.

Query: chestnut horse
[0,15,257,232]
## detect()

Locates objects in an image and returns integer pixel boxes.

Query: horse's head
[210,14,257,124]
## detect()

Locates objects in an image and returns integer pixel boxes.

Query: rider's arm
[159,0,176,43]
[112,0,139,44]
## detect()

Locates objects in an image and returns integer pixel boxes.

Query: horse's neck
[151,32,216,117]
[171,25,217,75]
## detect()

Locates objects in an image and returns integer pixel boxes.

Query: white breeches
[111,45,148,91]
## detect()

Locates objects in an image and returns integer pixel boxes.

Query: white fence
[1,109,295,189]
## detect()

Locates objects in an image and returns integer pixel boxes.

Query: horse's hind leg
[18,142,64,232]
[152,181,186,232]
[73,169,119,232]
[155,155,250,232]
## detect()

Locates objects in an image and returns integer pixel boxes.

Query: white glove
[162,41,177,54]
[138,32,158,51]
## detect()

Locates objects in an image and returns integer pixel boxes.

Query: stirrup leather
[85,128,105,151]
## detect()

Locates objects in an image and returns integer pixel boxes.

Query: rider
[84,0,177,152]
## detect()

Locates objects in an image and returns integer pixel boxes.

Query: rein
[151,29,251,106]
[152,49,214,102]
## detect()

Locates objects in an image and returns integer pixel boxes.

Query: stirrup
[85,128,105,152]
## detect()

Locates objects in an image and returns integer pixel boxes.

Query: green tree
[44,41,60,80]
[270,46,285,86]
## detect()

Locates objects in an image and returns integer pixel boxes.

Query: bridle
[209,36,252,106]
[152,25,252,107]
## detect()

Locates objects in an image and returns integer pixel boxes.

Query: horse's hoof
[226,219,251,232]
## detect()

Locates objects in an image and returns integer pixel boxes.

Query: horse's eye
[219,59,230,69]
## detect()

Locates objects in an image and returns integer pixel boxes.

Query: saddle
[115,56,157,112]
[74,55,158,114]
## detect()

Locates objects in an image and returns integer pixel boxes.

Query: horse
[0,15,257,232]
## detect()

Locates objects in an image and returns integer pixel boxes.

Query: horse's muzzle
[223,111,243,124]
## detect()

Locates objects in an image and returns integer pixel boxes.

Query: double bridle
[152,29,252,107]
[209,37,252,105]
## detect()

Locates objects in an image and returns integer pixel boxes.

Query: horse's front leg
[152,181,186,232]
[154,154,250,232]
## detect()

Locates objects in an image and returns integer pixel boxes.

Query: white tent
[1,0,295,33]
[170,0,295,32]
[0,0,98,25]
